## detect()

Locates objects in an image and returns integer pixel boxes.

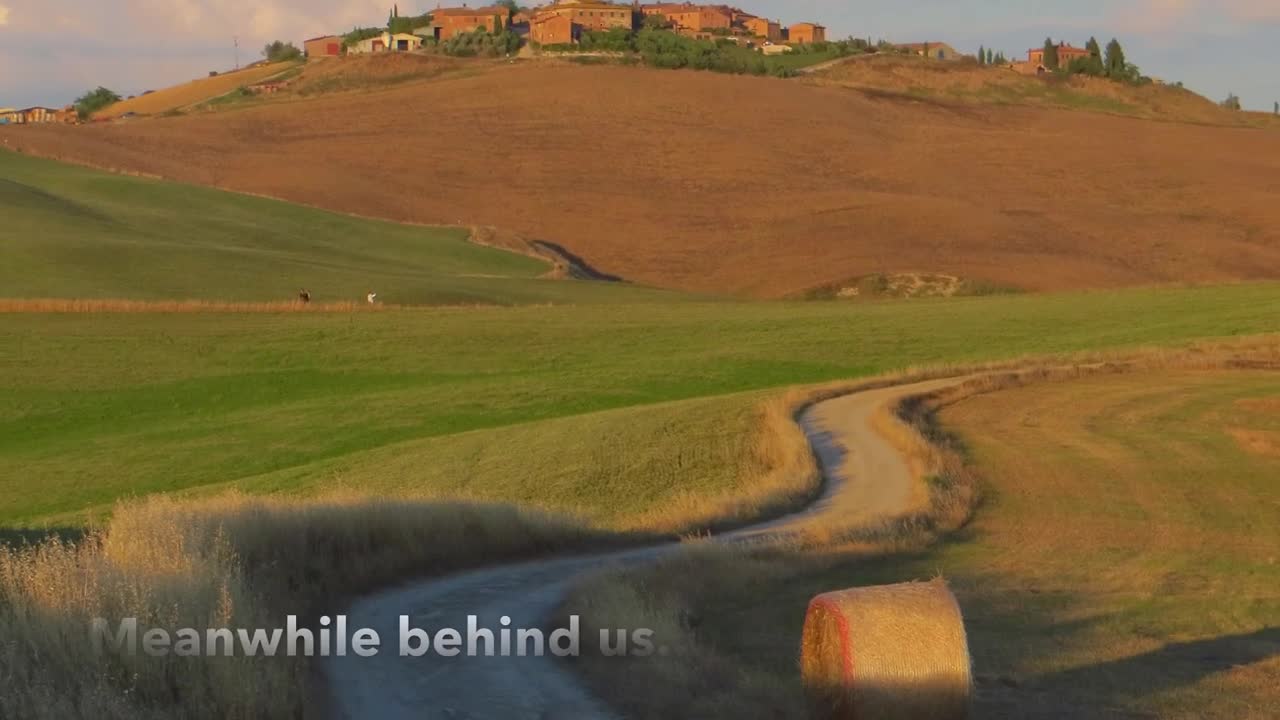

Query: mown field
[3,282,1279,529]
[0,150,684,305]
[569,368,1280,719]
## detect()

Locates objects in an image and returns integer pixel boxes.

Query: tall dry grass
[560,337,1280,720]
[0,492,612,719]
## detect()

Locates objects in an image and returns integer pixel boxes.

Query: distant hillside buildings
[0,106,76,125]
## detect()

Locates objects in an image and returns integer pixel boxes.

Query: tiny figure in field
[298,289,311,304]
[366,292,377,305]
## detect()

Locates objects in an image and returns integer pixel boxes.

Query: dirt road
[324,377,963,719]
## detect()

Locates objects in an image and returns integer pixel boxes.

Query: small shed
[304,35,343,58]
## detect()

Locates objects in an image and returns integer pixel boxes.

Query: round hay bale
[800,579,971,720]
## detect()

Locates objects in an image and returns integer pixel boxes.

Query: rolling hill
[0,150,679,305]
[5,59,1280,298]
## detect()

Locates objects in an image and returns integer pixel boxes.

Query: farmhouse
[9,107,71,124]
[896,41,962,60]
[640,4,732,32]
[787,22,825,45]
[304,35,343,58]
[347,32,424,53]
[0,108,16,124]
[530,13,577,45]
[743,16,781,42]
[428,5,511,40]
[1028,42,1090,68]
[537,1,634,33]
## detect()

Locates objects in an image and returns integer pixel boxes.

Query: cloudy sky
[0,0,1276,110]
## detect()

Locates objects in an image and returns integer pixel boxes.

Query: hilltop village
[1,0,1181,125]
[310,1,828,56]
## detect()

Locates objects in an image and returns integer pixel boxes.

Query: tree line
[975,36,1145,84]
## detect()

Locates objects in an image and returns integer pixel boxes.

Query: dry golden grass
[93,63,296,119]
[283,54,465,97]
[806,55,1248,125]
[560,337,1280,719]
[0,299,403,313]
[0,492,614,719]
[1228,428,1280,458]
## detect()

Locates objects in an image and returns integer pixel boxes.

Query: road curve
[324,376,965,719]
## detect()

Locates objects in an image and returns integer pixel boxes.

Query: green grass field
[0,150,679,305]
[3,282,1279,527]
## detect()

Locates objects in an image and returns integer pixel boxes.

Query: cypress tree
[1085,37,1103,75]
[1104,38,1126,79]
[1042,38,1059,70]
[978,45,985,65]
[987,48,995,65]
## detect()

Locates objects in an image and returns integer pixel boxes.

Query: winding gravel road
[325,377,964,719]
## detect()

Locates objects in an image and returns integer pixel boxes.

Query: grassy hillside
[0,151,676,305]
[93,62,299,119]
[807,55,1266,125]
[3,282,1279,527]
[5,63,1279,298]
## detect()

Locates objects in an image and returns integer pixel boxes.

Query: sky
[0,1,1276,111]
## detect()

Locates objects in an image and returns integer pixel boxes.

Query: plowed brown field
[6,62,1280,297]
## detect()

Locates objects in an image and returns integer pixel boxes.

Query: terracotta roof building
[1028,42,1090,68]
[428,6,511,41]
[303,35,343,58]
[530,12,577,45]
[639,3,731,32]
[536,1,634,33]
[744,16,781,43]
[787,21,825,44]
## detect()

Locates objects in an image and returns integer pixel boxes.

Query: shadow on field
[1029,627,1280,711]
[939,565,1280,718]
[0,526,86,548]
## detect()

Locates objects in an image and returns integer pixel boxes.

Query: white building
[347,32,424,54]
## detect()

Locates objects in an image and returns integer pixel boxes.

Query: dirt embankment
[6,62,1280,298]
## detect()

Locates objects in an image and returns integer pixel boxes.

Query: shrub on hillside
[73,87,121,120]
[262,41,302,63]
[579,27,635,52]
[342,27,385,48]
[441,27,521,57]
